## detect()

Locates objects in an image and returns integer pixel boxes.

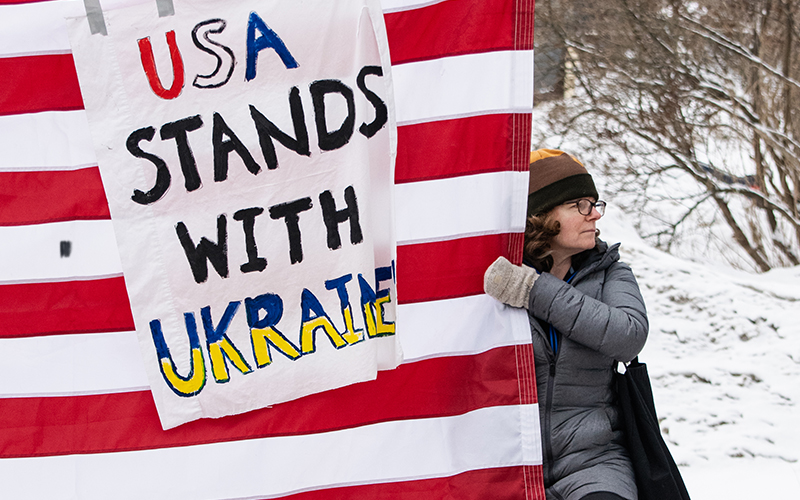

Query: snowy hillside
[599,207,800,498]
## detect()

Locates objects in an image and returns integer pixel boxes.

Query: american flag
[0,0,540,497]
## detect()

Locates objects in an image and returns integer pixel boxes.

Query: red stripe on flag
[524,464,547,499]
[282,466,533,499]
[516,0,537,52]
[385,0,521,65]
[395,114,529,184]
[0,54,84,117]
[0,276,134,338]
[508,113,531,264]
[0,168,110,226]
[516,343,538,405]
[511,113,533,173]
[396,233,511,304]
[0,347,522,457]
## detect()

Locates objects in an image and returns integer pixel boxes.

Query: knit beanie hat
[527,149,598,216]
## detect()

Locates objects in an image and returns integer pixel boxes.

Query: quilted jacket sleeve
[528,261,648,362]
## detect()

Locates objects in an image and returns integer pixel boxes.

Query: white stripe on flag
[393,50,534,125]
[0,296,529,397]
[0,111,97,171]
[399,295,530,362]
[522,402,543,466]
[0,405,541,500]
[0,0,159,58]
[0,1,81,58]
[0,332,148,397]
[395,171,528,245]
[0,220,122,284]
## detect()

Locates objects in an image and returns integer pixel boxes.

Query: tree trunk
[714,195,771,271]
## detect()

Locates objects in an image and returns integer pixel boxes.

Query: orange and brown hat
[527,148,598,216]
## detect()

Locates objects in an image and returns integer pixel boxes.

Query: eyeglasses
[566,199,606,216]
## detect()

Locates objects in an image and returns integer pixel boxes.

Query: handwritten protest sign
[67,0,400,429]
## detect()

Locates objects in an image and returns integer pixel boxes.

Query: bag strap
[615,356,641,373]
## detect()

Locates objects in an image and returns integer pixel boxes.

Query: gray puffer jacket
[527,240,648,500]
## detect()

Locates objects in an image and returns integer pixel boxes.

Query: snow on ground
[599,207,800,499]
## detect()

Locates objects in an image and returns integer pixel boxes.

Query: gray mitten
[483,256,538,308]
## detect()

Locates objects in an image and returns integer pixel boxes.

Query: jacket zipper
[543,270,574,488]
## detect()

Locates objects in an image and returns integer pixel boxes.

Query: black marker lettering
[310,79,355,151]
[233,207,267,273]
[319,186,362,250]
[356,66,387,138]
[128,126,171,205]
[269,197,312,264]
[176,214,229,283]
[160,115,204,192]
[249,87,310,170]
[213,112,261,181]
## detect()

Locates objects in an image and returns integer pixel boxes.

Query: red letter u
[138,30,185,100]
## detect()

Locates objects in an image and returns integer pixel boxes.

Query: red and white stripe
[0,0,540,497]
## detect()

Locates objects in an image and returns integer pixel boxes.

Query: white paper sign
[68,0,400,429]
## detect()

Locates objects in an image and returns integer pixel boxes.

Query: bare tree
[535,0,800,271]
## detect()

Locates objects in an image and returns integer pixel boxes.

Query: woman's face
[549,198,602,257]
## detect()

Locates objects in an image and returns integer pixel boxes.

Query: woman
[484,149,648,500]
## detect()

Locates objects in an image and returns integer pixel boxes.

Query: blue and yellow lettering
[325,273,363,345]
[299,288,347,354]
[357,273,378,338]
[358,267,396,338]
[245,293,301,367]
[374,294,395,336]
[150,314,207,397]
[245,12,298,81]
[201,301,252,383]
[374,266,396,336]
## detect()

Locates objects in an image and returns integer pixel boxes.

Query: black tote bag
[615,357,691,500]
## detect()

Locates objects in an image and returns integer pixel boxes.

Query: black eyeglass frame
[565,199,606,216]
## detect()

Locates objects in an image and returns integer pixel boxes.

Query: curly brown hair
[523,213,561,273]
